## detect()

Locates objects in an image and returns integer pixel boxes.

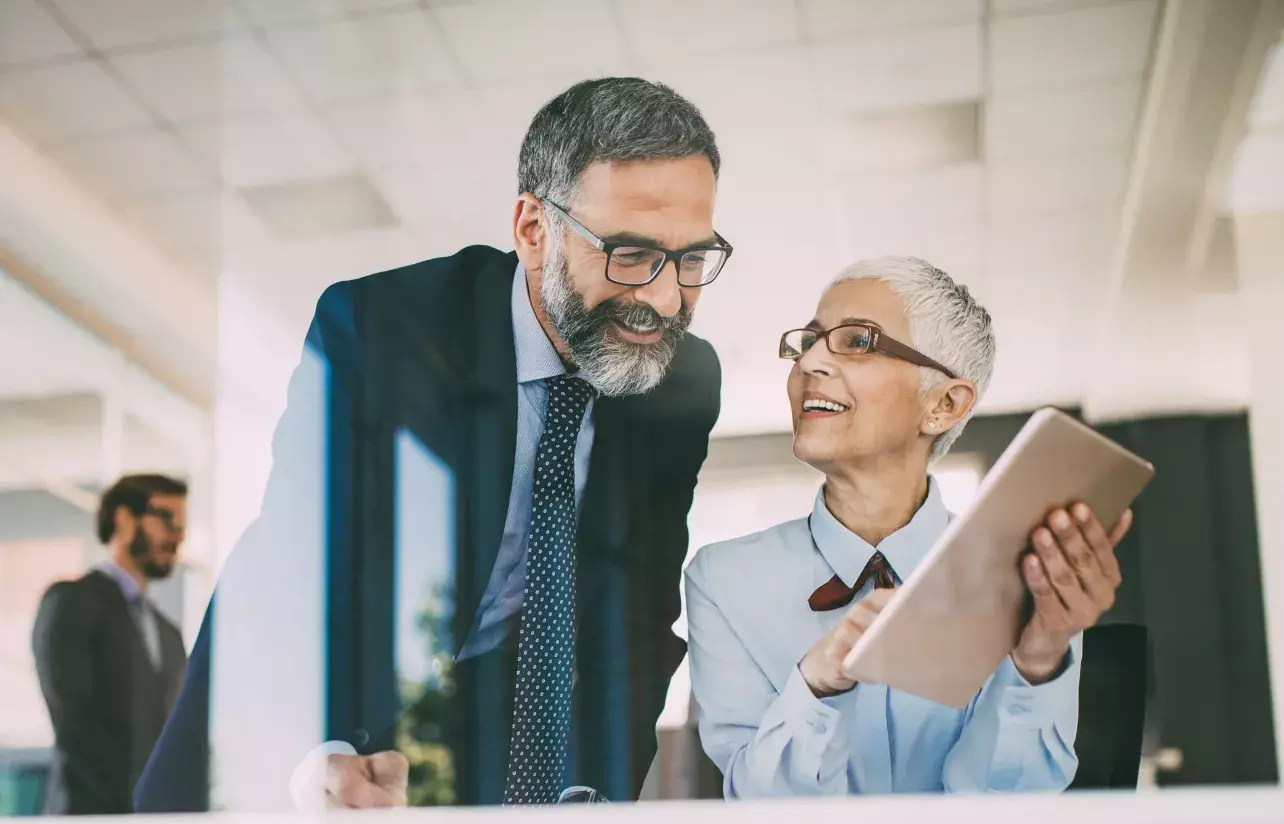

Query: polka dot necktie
[504,374,595,805]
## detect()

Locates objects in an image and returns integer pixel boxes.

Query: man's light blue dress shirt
[685,477,1082,797]
[457,266,596,660]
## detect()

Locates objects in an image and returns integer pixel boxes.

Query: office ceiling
[0,0,1234,437]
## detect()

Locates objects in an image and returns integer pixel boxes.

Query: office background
[2,0,1283,813]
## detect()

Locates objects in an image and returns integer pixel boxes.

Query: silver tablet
[842,407,1155,708]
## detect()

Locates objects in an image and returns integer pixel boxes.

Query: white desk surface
[65,787,1284,824]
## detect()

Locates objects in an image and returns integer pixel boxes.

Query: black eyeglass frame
[142,504,185,536]
[779,323,958,380]
[541,199,733,288]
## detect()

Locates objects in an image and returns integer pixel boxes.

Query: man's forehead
[574,158,717,245]
[149,494,187,511]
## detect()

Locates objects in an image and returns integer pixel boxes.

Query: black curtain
[955,410,1277,786]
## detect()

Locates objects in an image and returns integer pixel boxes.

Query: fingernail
[1036,530,1053,548]
[1052,511,1071,529]
[1075,504,1091,523]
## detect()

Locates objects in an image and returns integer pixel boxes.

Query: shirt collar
[100,559,144,603]
[809,475,952,586]
[511,264,567,385]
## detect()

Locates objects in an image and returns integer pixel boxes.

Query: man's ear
[513,194,547,275]
[114,505,138,543]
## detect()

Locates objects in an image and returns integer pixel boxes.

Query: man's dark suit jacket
[31,570,186,814]
[135,246,721,811]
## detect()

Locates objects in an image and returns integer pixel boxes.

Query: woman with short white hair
[685,257,1132,797]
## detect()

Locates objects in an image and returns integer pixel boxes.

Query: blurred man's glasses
[779,323,957,379]
[542,200,733,288]
[143,505,185,537]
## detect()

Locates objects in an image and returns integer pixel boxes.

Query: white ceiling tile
[369,163,511,250]
[1248,42,1284,130]
[640,48,817,126]
[433,0,628,85]
[989,0,1160,93]
[0,60,153,140]
[615,0,799,60]
[240,174,398,239]
[50,0,245,51]
[43,129,214,199]
[116,189,268,254]
[835,167,985,278]
[992,0,1082,10]
[181,111,355,187]
[819,100,980,174]
[985,209,1117,279]
[111,38,304,123]
[801,0,980,41]
[809,23,982,113]
[988,150,1129,215]
[1225,130,1284,214]
[237,0,415,27]
[985,79,1143,159]
[265,9,462,104]
[991,0,1149,12]
[842,164,984,222]
[325,92,501,171]
[0,0,81,65]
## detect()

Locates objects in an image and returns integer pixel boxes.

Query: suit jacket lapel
[457,253,519,652]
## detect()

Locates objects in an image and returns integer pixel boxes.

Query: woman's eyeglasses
[779,324,957,379]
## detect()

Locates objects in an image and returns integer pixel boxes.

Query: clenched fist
[798,588,897,697]
[325,751,409,809]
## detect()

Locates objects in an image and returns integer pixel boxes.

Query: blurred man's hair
[96,474,188,544]
[829,257,997,462]
[518,77,720,215]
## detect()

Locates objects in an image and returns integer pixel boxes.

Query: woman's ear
[921,379,977,434]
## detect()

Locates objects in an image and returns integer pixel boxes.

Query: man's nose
[631,261,683,318]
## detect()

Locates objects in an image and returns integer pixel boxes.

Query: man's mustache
[592,298,690,335]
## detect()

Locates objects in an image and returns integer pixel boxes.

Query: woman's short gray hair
[828,256,997,462]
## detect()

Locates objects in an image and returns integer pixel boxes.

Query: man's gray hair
[517,77,720,213]
[829,256,997,462]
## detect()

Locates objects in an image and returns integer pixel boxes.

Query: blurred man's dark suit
[135,246,720,810]
[32,570,185,814]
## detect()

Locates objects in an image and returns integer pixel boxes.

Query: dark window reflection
[393,428,456,806]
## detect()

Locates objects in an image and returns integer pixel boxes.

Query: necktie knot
[546,375,595,415]
[864,552,896,590]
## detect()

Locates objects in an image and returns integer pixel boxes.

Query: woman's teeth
[803,399,849,413]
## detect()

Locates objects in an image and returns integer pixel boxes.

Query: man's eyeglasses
[779,324,957,379]
[542,200,733,288]
[143,505,185,536]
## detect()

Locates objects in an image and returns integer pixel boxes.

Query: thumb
[1109,509,1134,545]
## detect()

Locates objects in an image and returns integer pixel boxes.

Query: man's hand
[325,752,409,809]
[799,588,897,697]
[1013,503,1133,684]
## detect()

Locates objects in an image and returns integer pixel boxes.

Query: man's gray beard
[539,239,689,398]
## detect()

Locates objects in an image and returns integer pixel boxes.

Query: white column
[1233,208,1284,775]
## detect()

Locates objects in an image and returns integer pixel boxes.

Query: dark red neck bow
[808,551,896,612]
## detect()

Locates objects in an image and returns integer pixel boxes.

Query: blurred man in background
[31,474,188,814]
[137,77,727,811]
